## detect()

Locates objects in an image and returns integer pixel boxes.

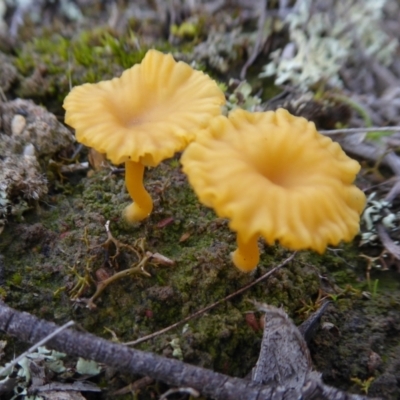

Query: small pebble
[11,114,26,136]
[23,143,35,156]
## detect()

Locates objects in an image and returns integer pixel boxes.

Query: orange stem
[231,233,259,272]
[124,160,153,222]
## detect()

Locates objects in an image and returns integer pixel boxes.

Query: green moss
[10,272,23,286]
[171,22,200,40]
[100,31,148,69]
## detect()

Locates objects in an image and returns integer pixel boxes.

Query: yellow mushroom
[63,49,225,222]
[181,108,366,272]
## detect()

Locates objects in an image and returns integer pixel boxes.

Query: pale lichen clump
[194,27,252,74]
[0,154,47,232]
[222,80,262,114]
[0,99,75,230]
[260,0,398,90]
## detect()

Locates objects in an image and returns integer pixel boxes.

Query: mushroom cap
[181,108,366,253]
[63,49,225,166]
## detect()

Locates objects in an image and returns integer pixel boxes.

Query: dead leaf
[88,148,107,171]
[179,232,190,242]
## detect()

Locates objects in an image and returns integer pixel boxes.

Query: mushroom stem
[124,160,153,222]
[231,233,260,272]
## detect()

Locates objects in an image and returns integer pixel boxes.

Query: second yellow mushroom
[181,108,366,272]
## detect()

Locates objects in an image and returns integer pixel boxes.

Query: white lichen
[260,0,398,90]
[194,27,253,74]
[360,192,399,246]
[223,79,262,114]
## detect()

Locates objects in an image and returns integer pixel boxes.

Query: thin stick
[0,87,7,102]
[320,126,400,135]
[0,320,75,376]
[124,252,296,346]
[240,0,267,80]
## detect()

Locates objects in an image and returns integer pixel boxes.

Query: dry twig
[0,302,373,400]
[0,302,312,400]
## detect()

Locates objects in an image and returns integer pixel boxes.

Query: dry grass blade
[320,126,400,135]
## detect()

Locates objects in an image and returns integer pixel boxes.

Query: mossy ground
[1,156,400,398]
[1,13,400,400]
